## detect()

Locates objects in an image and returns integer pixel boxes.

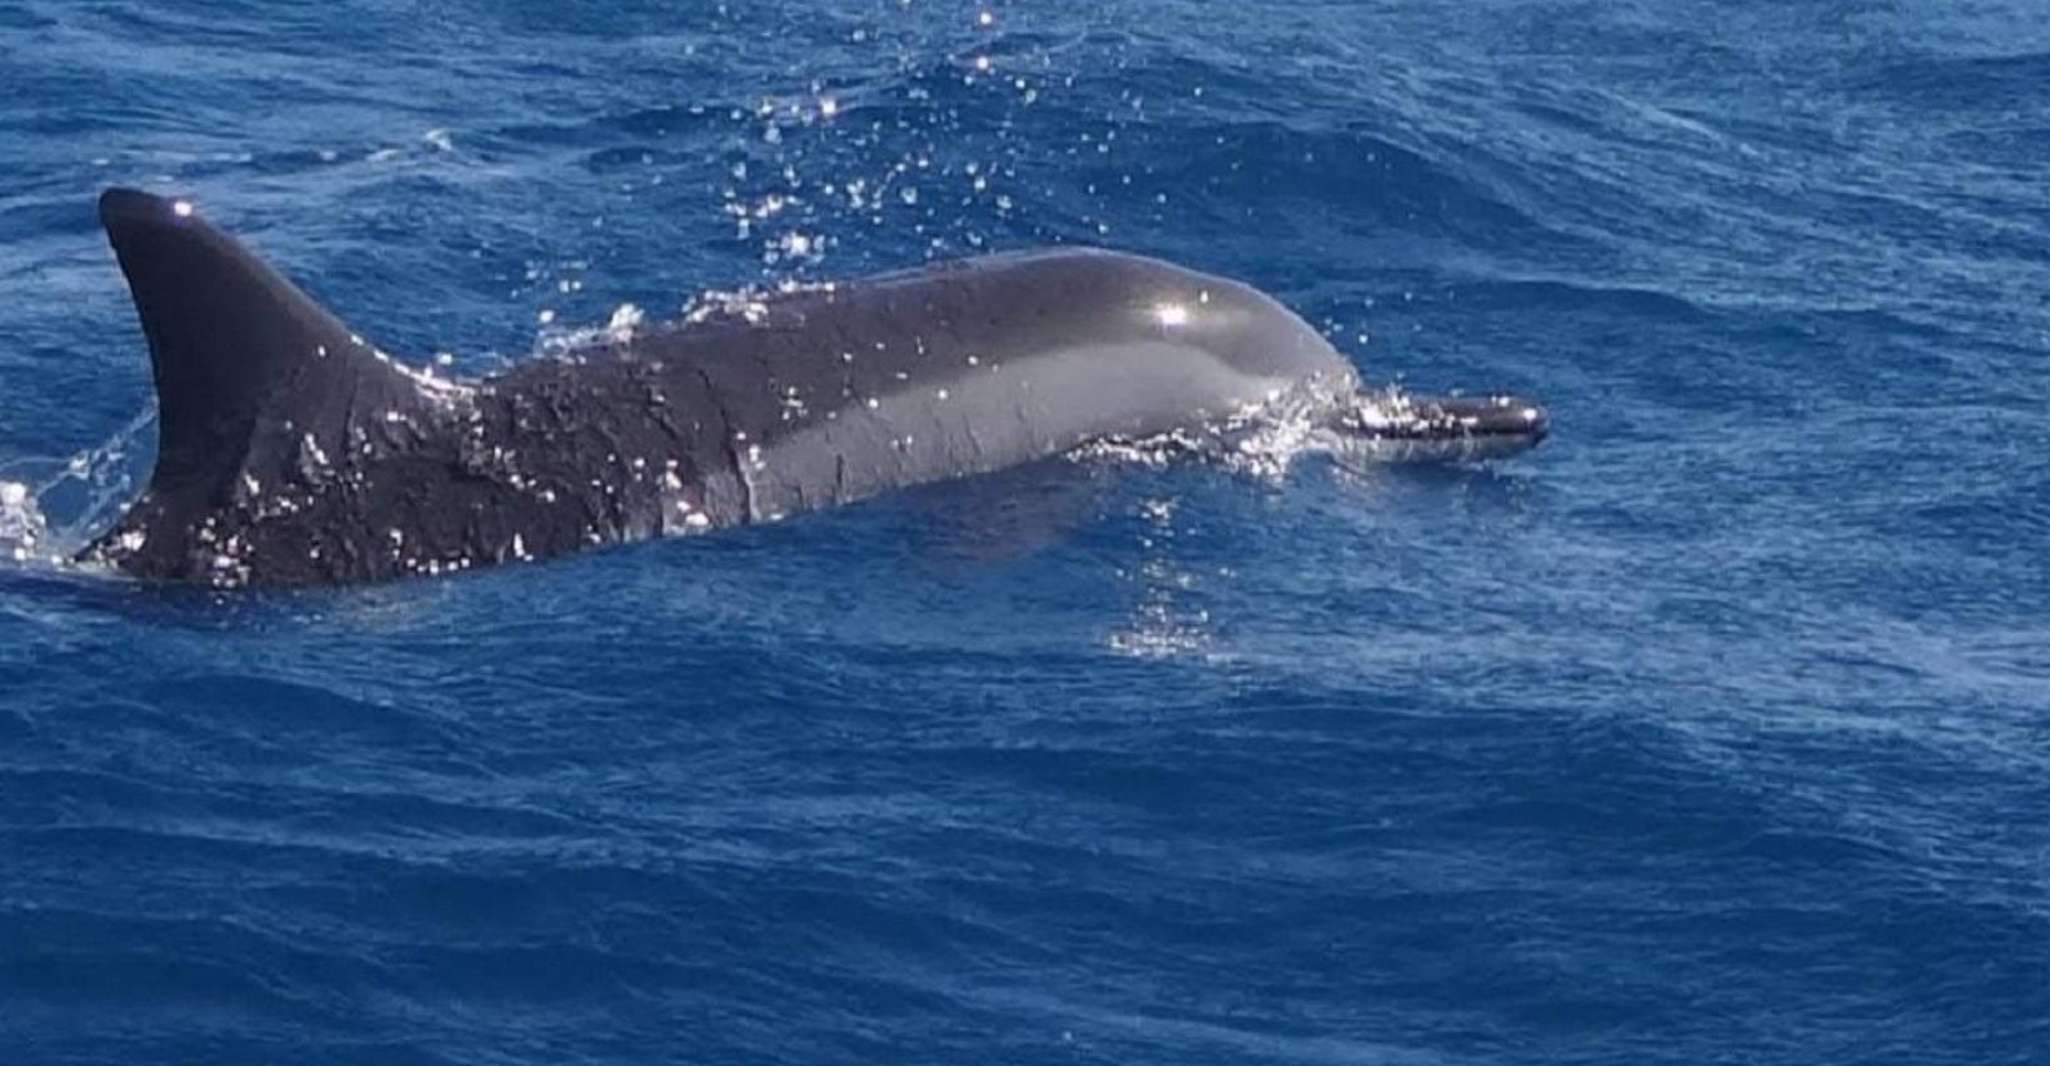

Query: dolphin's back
[503,249,1356,524]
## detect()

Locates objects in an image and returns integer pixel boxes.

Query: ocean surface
[4,1,2049,1062]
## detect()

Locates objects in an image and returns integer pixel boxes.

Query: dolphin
[79,187,1546,586]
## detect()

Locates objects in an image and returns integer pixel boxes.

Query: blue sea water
[4,0,2050,1062]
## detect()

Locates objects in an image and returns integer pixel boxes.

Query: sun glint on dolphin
[82,188,1546,586]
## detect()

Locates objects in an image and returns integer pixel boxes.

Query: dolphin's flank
[82,188,1546,586]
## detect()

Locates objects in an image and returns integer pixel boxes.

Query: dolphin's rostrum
[83,188,1546,586]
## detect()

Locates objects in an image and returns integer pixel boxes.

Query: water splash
[0,405,156,570]
[1106,495,1214,659]
[0,480,49,563]
[1070,379,1416,482]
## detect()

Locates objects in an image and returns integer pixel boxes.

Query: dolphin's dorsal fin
[94,188,435,576]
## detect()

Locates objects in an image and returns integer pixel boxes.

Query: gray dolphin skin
[82,188,1546,586]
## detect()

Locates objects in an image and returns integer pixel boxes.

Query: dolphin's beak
[1405,393,1549,445]
[1336,391,1550,462]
